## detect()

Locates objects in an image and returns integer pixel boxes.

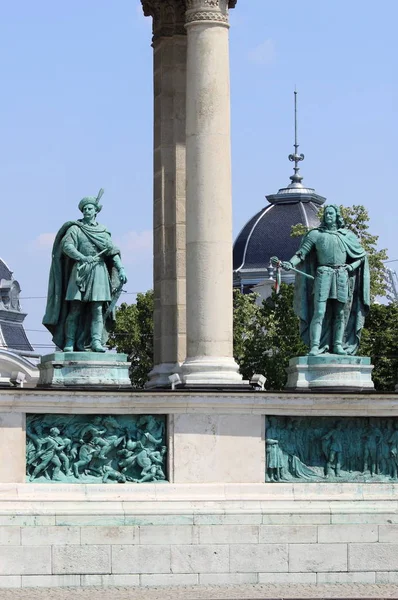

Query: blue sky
[0,1,397,351]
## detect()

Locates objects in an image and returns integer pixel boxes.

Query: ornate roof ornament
[288,89,305,189]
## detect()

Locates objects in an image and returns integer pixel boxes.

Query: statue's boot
[64,304,80,352]
[64,339,74,352]
[333,344,347,355]
[91,314,106,352]
[333,315,346,355]
[308,321,322,356]
[308,345,321,356]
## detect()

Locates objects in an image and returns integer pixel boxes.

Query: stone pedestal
[286,355,374,391]
[37,353,131,388]
[3,481,398,591]
[2,389,398,589]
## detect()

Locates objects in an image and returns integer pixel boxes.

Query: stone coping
[2,583,398,598]
[2,482,398,506]
[1,389,398,415]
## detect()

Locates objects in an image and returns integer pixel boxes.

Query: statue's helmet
[78,188,104,214]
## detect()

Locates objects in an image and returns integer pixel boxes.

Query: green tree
[291,204,388,301]
[233,289,262,380]
[108,290,154,388]
[359,302,398,391]
[233,284,306,390]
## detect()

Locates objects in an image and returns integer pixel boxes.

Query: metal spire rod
[288,89,304,187]
[294,89,298,154]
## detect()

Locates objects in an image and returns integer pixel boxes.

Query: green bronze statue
[43,190,127,352]
[272,204,370,356]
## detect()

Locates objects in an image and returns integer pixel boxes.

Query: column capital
[141,0,187,40]
[185,0,236,26]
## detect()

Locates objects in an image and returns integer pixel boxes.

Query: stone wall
[1,483,398,588]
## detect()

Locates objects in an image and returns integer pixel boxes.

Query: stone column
[141,1,187,387]
[181,0,242,385]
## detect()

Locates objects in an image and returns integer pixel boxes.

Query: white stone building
[0,257,39,387]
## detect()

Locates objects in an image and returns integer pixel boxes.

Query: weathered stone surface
[378,524,398,542]
[349,543,398,571]
[0,546,51,575]
[198,525,259,544]
[0,526,20,545]
[229,544,288,573]
[171,544,229,573]
[0,412,25,483]
[21,526,80,546]
[141,574,199,586]
[21,575,81,587]
[112,545,171,574]
[199,573,258,585]
[0,576,21,588]
[318,524,378,543]
[262,514,330,525]
[376,571,398,583]
[259,525,317,544]
[52,545,111,575]
[195,514,262,526]
[80,526,138,545]
[139,525,196,545]
[289,544,347,572]
[258,572,317,584]
[80,574,139,587]
[172,413,264,483]
[317,571,376,583]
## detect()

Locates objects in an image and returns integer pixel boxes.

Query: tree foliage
[108,290,154,388]
[291,204,388,301]
[233,285,306,390]
[359,302,398,391]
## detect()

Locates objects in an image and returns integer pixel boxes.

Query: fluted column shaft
[141,0,187,387]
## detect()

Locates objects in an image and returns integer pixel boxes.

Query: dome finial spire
[288,88,304,188]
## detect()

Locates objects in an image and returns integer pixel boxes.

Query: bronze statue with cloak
[43,190,127,352]
[272,204,370,356]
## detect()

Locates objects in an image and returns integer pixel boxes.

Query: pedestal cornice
[141,0,187,40]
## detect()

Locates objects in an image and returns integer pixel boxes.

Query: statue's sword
[104,281,125,321]
[76,248,108,292]
[271,257,314,281]
[285,265,314,280]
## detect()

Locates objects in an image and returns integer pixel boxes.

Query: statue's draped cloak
[294,228,370,355]
[43,221,121,350]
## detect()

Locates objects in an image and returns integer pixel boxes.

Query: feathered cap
[78,188,104,214]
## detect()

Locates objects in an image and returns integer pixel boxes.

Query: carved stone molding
[141,0,238,35]
[141,0,187,40]
[185,0,235,25]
